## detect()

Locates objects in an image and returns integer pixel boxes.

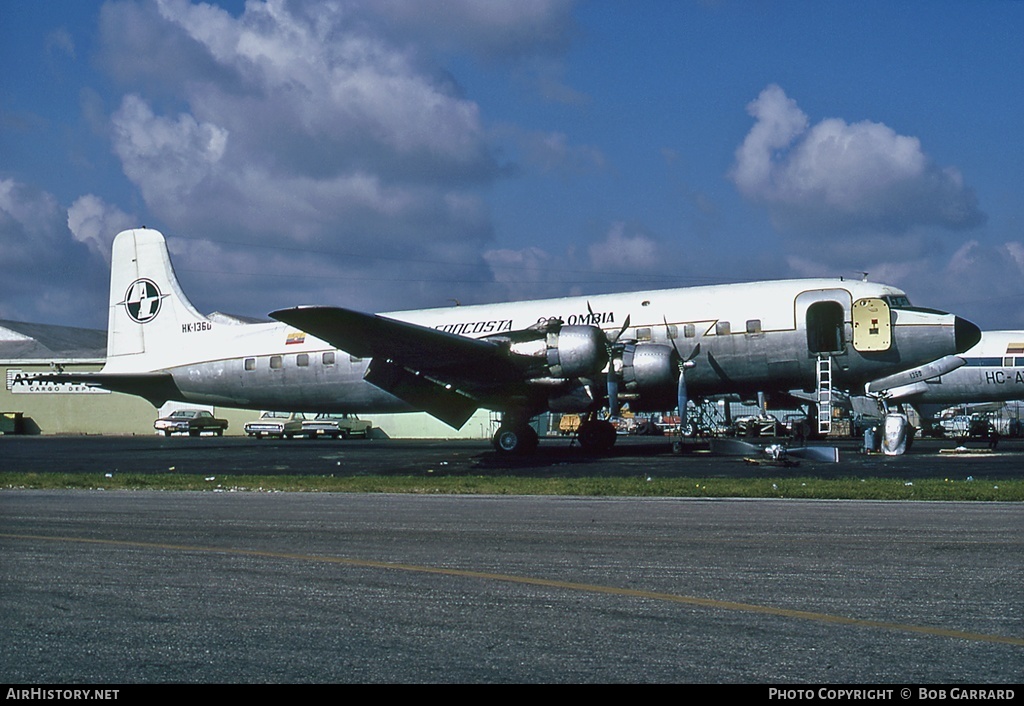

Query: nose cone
[954,317,982,354]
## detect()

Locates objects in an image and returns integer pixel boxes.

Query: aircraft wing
[269,306,528,427]
[269,306,523,378]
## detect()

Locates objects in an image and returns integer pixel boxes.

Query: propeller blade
[601,310,630,417]
[610,314,631,344]
[677,370,688,430]
[607,377,620,418]
[663,316,683,358]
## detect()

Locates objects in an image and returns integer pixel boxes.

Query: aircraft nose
[954,316,982,354]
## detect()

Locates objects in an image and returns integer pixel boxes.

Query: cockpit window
[883,295,912,308]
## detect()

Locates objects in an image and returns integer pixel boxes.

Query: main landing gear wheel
[492,424,539,455]
[577,420,617,453]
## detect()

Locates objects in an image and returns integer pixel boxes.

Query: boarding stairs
[816,354,833,435]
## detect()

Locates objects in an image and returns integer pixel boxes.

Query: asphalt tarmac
[2,433,1024,479]
[1,435,1022,684]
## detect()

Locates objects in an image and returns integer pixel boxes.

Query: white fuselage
[109,280,968,416]
[899,331,1024,406]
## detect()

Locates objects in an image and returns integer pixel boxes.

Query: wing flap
[364,360,479,428]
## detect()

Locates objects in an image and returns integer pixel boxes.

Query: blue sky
[2,0,1022,331]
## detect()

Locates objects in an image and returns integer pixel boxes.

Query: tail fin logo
[121,278,166,324]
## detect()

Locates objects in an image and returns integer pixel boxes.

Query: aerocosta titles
[435,319,514,336]
[435,311,617,337]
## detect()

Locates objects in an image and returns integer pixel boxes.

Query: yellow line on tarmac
[5,532,1023,647]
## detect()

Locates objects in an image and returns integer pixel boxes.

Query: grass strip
[3,473,1023,501]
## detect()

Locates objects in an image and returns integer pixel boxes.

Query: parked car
[243,411,306,439]
[629,416,664,436]
[154,409,228,437]
[733,414,780,437]
[301,413,373,439]
[939,415,972,438]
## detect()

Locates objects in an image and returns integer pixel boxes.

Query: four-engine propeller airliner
[46,228,982,453]
[868,330,1024,410]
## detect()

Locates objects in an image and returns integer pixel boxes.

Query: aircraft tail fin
[105,228,210,371]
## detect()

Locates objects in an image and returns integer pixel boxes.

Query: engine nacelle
[510,324,608,379]
[547,325,608,378]
[620,343,678,411]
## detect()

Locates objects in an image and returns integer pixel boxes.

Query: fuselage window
[296,353,309,367]
[716,321,731,336]
[683,323,696,338]
[666,324,678,339]
[244,358,255,371]
[636,327,652,342]
[746,319,762,334]
[270,355,283,370]
[323,351,336,366]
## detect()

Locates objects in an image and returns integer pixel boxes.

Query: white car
[301,413,373,439]
[243,411,306,439]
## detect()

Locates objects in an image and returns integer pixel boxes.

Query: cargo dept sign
[6,370,109,394]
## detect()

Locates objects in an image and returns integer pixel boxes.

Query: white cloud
[111,94,228,212]
[785,235,1024,330]
[83,0,587,315]
[480,245,570,302]
[0,179,65,248]
[1007,242,1024,271]
[0,179,107,326]
[124,0,492,172]
[101,2,497,238]
[730,84,986,236]
[929,240,1024,329]
[91,1,499,311]
[588,222,659,271]
[67,195,136,263]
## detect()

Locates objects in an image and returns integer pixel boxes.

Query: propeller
[664,318,706,433]
[602,310,631,418]
[583,301,635,418]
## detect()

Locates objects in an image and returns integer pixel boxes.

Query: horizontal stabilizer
[23,372,182,408]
